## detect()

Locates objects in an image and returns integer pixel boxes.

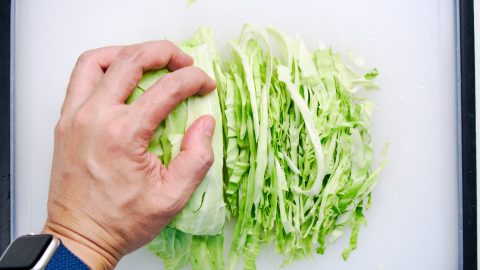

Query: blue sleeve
[46,241,90,270]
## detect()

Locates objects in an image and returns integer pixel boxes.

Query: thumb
[164,115,215,198]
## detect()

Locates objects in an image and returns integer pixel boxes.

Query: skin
[41,41,217,269]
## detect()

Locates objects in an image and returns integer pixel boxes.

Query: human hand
[42,41,217,269]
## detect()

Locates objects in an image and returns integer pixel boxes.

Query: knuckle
[189,66,205,76]
[114,46,144,89]
[159,74,183,102]
[158,40,176,52]
[203,149,215,168]
[76,50,96,67]
[158,40,179,64]
[117,45,143,63]
[196,147,215,169]
[187,67,211,89]
[189,66,208,79]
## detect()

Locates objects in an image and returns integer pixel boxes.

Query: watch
[0,234,89,270]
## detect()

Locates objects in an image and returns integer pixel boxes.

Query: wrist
[42,222,119,270]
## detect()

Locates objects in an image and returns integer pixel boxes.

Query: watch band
[46,241,89,270]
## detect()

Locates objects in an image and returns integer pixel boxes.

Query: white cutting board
[14,0,458,269]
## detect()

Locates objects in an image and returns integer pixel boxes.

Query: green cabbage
[219,25,385,269]
[129,25,385,270]
[127,28,225,270]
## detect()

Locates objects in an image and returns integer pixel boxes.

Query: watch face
[0,234,53,269]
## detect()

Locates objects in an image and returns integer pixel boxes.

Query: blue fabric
[46,241,90,270]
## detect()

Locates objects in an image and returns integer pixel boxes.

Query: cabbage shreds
[218,25,385,269]
[129,25,384,270]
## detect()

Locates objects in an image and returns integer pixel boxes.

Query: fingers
[163,115,215,197]
[62,46,124,115]
[94,41,194,103]
[131,66,216,131]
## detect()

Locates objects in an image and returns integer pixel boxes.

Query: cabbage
[127,28,225,270]
[129,25,384,270]
[219,25,385,268]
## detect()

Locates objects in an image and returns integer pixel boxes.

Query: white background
[14,0,458,269]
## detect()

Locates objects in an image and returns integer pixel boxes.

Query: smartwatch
[0,234,89,270]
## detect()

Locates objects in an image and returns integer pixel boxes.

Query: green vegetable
[126,28,225,270]
[129,28,225,236]
[169,28,226,236]
[219,25,385,268]
[129,24,385,270]
[147,227,191,270]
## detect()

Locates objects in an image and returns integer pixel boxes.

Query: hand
[42,41,217,269]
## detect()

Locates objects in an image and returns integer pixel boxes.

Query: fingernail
[202,116,215,138]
